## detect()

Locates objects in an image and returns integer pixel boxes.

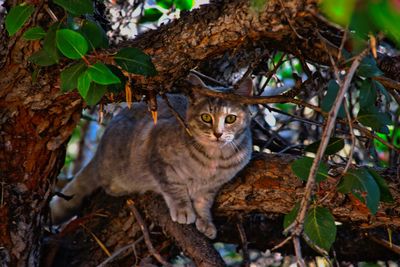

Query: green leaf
[87,63,120,85]
[139,8,163,23]
[367,169,394,203]
[291,157,329,183]
[368,1,400,48]
[305,137,345,155]
[357,106,392,134]
[79,20,109,49]
[42,23,61,62]
[283,203,300,230]
[56,29,89,59]
[359,79,377,108]
[114,47,157,76]
[174,0,194,10]
[107,65,127,93]
[320,0,356,26]
[338,169,380,215]
[28,23,60,66]
[77,71,92,98]
[321,80,345,118]
[357,56,384,78]
[5,4,35,36]
[156,0,173,9]
[60,61,87,92]
[85,83,107,106]
[29,49,58,66]
[53,0,93,16]
[372,80,391,102]
[23,26,46,40]
[304,207,337,251]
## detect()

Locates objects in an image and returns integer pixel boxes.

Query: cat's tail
[49,160,99,225]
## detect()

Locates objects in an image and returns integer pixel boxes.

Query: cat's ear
[187,73,207,88]
[187,73,206,102]
[236,77,253,97]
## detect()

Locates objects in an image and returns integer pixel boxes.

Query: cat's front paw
[196,218,217,239]
[170,205,196,224]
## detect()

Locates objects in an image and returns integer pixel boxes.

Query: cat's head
[186,74,253,147]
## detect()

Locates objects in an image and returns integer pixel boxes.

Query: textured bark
[47,153,400,266]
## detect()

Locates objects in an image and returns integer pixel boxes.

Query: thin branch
[96,236,144,267]
[236,219,250,267]
[162,94,192,137]
[285,49,369,260]
[126,199,173,267]
[190,83,323,113]
[293,237,305,267]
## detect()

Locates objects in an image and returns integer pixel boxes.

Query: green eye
[225,115,237,124]
[201,113,212,123]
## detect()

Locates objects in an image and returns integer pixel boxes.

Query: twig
[260,53,286,93]
[285,48,370,262]
[190,70,227,87]
[162,94,192,137]
[341,98,355,176]
[271,235,292,251]
[80,224,111,257]
[293,237,305,267]
[96,236,144,267]
[279,0,305,40]
[190,83,323,113]
[236,219,250,267]
[126,199,173,267]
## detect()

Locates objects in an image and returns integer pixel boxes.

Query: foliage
[5,0,157,106]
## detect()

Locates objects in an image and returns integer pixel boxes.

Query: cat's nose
[213,132,223,139]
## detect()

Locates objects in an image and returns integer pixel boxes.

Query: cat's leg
[161,183,196,225]
[192,189,218,239]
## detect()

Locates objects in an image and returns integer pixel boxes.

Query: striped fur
[50,75,253,239]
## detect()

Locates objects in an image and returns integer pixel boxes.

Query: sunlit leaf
[60,61,87,92]
[174,0,194,10]
[304,207,337,251]
[291,157,329,183]
[139,8,163,23]
[368,1,400,47]
[305,137,345,155]
[23,26,46,40]
[53,0,93,16]
[87,63,120,85]
[114,47,157,76]
[5,4,35,36]
[77,71,91,98]
[338,169,380,215]
[320,0,356,26]
[56,29,89,59]
[251,0,268,11]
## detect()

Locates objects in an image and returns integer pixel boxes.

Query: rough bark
[46,153,400,266]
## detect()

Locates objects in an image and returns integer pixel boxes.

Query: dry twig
[126,199,173,267]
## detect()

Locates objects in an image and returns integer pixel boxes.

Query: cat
[50,73,253,239]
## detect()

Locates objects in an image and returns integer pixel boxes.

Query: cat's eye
[201,113,212,123]
[225,115,237,124]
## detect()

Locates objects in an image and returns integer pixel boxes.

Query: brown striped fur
[50,74,253,239]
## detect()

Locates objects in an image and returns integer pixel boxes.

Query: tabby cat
[50,74,253,239]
